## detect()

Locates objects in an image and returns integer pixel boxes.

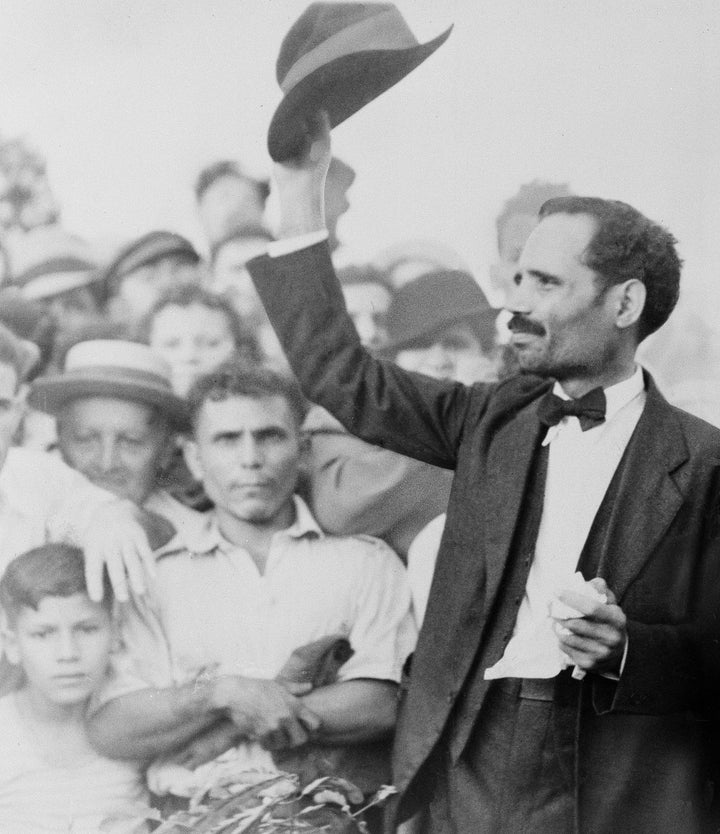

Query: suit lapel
[480,399,545,619]
[590,377,688,599]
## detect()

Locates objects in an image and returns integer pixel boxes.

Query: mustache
[507,314,546,337]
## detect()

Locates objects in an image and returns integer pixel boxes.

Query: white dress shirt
[485,366,646,679]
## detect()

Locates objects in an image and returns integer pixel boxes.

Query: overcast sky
[1,0,718,308]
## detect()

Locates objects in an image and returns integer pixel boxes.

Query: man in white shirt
[244,114,720,833]
[0,323,155,604]
[87,361,415,802]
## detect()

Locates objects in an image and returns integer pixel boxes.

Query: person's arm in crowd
[306,410,452,555]
[299,679,397,746]
[31,450,155,602]
[87,676,319,761]
[247,112,488,472]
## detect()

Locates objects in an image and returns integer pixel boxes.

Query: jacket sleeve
[248,242,491,470]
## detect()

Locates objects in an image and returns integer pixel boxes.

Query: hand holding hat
[268,2,452,162]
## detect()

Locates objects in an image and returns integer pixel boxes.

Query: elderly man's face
[0,363,25,471]
[57,396,171,506]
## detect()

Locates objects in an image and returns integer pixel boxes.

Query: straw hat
[29,340,188,428]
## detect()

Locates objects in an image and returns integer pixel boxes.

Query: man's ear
[615,279,646,330]
[182,439,204,482]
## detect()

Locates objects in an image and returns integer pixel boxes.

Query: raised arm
[247,113,489,470]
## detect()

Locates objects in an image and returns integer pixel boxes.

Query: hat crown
[64,340,172,387]
[386,270,496,349]
[277,2,415,84]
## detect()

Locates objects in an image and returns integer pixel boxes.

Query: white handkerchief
[484,572,606,680]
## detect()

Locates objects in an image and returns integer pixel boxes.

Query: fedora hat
[268,3,452,162]
[29,340,189,428]
[380,270,498,356]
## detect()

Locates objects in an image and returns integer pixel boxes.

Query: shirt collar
[180,495,324,557]
[543,365,645,446]
[553,364,645,422]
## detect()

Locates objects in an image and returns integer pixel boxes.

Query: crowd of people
[1,23,719,834]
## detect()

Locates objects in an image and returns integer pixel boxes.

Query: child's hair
[0,544,112,625]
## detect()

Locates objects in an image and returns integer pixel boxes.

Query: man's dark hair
[539,196,681,341]
[0,544,112,625]
[187,361,307,433]
[138,283,261,364]
[194,161,270,205]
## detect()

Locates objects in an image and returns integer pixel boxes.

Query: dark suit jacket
[249,242,720,833]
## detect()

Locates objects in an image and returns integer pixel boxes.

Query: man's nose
[238,435,262,468]
[505,273,532,314]
[99,438,120,471]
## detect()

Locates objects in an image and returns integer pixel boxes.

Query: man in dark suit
[247,116,720,833]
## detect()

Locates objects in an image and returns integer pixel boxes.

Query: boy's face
[4,593,113,709]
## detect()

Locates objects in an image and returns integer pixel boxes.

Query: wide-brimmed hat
[267,3,452,161]
[379,270,498,356]
[29,340,188,428]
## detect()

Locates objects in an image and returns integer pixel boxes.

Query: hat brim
[378,306,499,358]
[267,25,452,162]
[29,375,189,430]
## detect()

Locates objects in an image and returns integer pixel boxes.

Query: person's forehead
[62,395,158,429]
[198,394,296,432]
[342,282,392,313]
[16,593,107,626]
[153,303,231,333]
[518,212,597,275]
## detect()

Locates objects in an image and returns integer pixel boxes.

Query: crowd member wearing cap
[8,225,105,336]
[29,340,203,539]
[195,161,270,247]
[103,230,202,325]
[305,268,499,561]
[0,324,154,605]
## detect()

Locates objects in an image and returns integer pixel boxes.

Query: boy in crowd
[0,544,149,833]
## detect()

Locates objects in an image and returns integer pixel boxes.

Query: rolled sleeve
[338,538,418,684]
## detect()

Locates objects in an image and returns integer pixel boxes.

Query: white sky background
[1,0,719,312]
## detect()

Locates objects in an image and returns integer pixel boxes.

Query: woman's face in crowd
[394,322,497,385]
[149,302,237,395]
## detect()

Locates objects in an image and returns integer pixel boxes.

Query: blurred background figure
[209,228,290,370]
[140,284,260,396]
[8,225,104,336]
[383,269,501,386]
[195,161,270,247]
[373,239,470,290]
[489,179,572,302]
[0,134,60,239]
[209,228,274,322]
[103,230,202,325]
[337,264,394,352]
[325,156,355,255]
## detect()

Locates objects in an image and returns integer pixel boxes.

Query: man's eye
[77,623,100,634]
[31,629,52,639]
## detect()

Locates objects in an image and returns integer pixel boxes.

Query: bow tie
[537,386,607,431]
